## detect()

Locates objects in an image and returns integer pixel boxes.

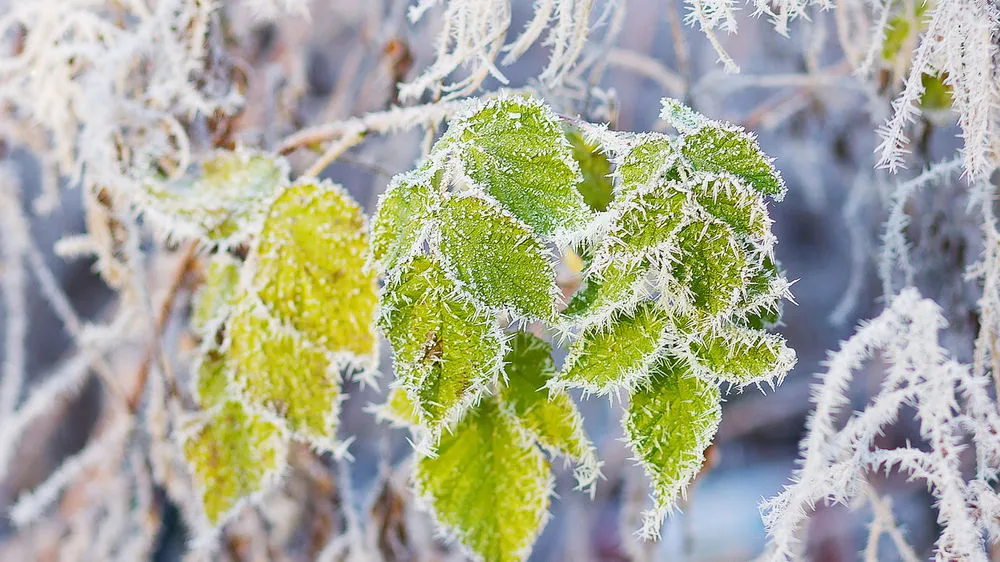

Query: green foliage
[623,358,721,538]
[499,332,599,488]
[176,94,793,553]
[438,194,559,320]
[378,256,504,432]
[414,398,553,562]
[442,95,592,237]
[370,171,438,273]
[179,170,377,527]
[183,400,287,527]
[368,94,795,552]
[558,303,669,394]
[567,131,614,211]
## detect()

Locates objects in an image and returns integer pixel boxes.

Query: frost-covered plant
[682,0,1000,178]
[365,94,794,559]
[760,288,1000,561]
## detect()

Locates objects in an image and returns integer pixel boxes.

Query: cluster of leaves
[370,94,795,559]
[147,93,792,559]
[150,153,378,527]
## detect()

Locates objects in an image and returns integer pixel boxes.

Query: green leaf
[228,298,341,449]
[253,180,378,362]
[681,124,785,199]
[192,254,242,336]
[687,322,795,385]
[437,194,559,320]
[919,73,953,111]
[615,134,676,195]
[414,398,553,562]
[882,3,928,62]
[882,16,913,61]
[144,151,288,244]
[371,172,438,272]
[557,302,669,394]
[563,259,649,323]
[670,220,747,315]
[379,256,505,431]
[623,357,720,539]
[447,96,592,237]
[736,253,787,329]
[499,332,598,488]
[373,385,422,428]
[603,180,687,258]
[183,400,287,526]
[693,174,770,240]
[567,131,613,212]
[193,347,230,409]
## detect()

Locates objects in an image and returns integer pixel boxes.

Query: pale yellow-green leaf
[191,254,242,336]
[193,347,229,409]
[183,400,287,526]
[228,298,341,449]
[253,179,377,362]
[144,151,287,244]
[376,385,421,428]
[415,398,552,562]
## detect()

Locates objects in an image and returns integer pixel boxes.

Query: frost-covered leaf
[414,398,552,562]
[680,123,785,199]
[670,220,746,315]
[693,175,770,241]
[194,348,230,409]
[378,385,422,428]
[615,134,676,195]
[183,400,287,526]
[660,98,708,134]
[144,151,288,244]
[191,254,241,335]
[379,256,504,431]
[687,322,795,385]
[567,131,613,212]
[563,260,649,322]
[447,96,592,237]
[499,332,595,469]
[603,181,687,258]
[228,298,341,449]
[371,172,439,272]
[737,253,786,329]
[253,180,377,362]
[557,303,668,394]
[437,194,559,320]
[623,357,720,538]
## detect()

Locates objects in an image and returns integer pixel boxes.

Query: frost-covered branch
[761,288,1000,560]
